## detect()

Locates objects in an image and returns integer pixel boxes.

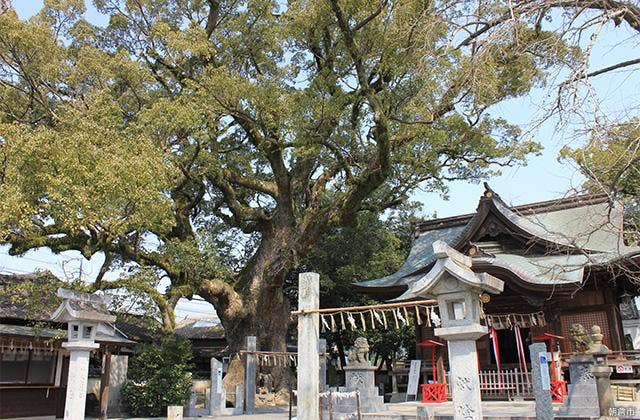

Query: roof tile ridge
[416,189,611,233]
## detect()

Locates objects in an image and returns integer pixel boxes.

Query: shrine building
[357,185,640,397]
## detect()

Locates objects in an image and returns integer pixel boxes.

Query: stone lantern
[395,241,503,420]
[51,288,116,420]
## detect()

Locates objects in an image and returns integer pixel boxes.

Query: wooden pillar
[436,348,446,384]
[99,348,112,420]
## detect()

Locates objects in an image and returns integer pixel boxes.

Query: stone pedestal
[342,366,385,412]
[324,366,385,417]
[558,355,599,418]
[62,341,100,420]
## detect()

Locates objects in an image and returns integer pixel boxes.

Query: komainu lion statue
[569,323,592,353]
[347,336,371,366]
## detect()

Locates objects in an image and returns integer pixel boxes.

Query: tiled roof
[0,322,135,345]
[357,186,640,290]
[174,318,225,339]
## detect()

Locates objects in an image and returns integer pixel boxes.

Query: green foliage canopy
[0,0,579,342]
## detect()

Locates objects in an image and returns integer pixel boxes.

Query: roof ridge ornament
[483,182,495,198]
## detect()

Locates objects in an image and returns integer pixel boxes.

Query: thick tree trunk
[217,282,291,396]
[219,288,291,393]
[211,224,298,394]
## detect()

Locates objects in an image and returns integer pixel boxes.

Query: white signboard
[406,360,422,401]
[539,353,551,391]
[616,365,633,374]
[216,367,223,393]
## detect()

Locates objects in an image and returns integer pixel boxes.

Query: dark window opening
[489,328,531,365]
[0,350,57,385]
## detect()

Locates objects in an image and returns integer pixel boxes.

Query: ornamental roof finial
[483,182,495,198]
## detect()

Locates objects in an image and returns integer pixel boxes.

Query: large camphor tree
[2,0,636,381]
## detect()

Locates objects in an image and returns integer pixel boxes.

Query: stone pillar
[62,341,100,420]
[529,343,552,420]
[243,336,257,414]
[210,357,224,415]
[185,385,198,417]
[107,355,128,415]
[99,349,111,420]
[297,272,320,420]
[592,353,614,417]
[447,339,483,420]
[319,338,327,392]
[233,384,244,415]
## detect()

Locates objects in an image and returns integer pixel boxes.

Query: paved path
[104,400,640,419]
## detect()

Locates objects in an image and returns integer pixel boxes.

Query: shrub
[121,335,193,417]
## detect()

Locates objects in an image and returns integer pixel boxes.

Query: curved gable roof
[356,185,640,291]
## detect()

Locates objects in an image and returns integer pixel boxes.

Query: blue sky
[2,1,639,318]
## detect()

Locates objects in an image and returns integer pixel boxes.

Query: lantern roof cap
[50,288,116,324]
[393,241,504,301]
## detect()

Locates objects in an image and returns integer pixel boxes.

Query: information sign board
[406,360,422,401]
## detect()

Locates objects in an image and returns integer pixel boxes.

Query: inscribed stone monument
[529,342,553,420]
[210,357,225,415]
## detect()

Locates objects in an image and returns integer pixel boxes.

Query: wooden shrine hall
[356,185,640,400]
